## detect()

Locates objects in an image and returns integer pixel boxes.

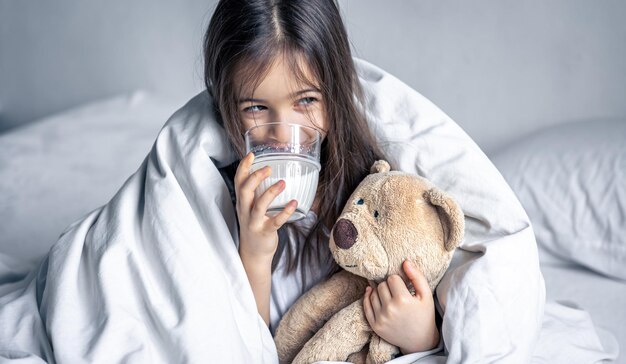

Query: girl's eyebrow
[238,97,265,104]
[237,88,321,104]
[289,88,321,98]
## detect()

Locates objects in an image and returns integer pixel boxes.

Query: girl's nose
[268,109,297,142]
[268,122,293,144]
[273,111,289,125]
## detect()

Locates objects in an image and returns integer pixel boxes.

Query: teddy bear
[273,160,465,364]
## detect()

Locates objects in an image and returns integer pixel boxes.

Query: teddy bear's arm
[367,333,400,364]
[275,270,368,363]
[293,299,372,364]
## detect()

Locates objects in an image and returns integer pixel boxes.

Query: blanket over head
[0,58,615,363]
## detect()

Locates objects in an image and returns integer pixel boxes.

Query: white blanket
[0,58,616,363]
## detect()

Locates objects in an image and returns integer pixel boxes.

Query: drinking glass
[244,123,322,222]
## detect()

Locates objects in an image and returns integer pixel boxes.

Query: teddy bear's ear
[423,187,465,252]
[370,160,391,174]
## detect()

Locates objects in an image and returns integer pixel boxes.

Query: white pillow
[0,92,183,267]
[491,119,626,280]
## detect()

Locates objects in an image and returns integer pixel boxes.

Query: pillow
[491,119,626,280]
[0,91,184,268]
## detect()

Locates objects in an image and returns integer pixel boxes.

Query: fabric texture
[491,119,626,280]
[0,58,615,363]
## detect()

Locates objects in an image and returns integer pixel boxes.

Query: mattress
[541,261,625,362]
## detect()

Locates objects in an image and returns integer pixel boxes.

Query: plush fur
[274,160,465,364]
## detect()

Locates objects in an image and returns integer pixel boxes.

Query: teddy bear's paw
[366,351,395,364]
[346,345,368,364]
[367,335,399,364]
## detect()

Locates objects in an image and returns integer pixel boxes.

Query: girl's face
[236,55,328,140]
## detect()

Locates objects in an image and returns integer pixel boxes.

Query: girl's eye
[243,105,267,113]
[356,198,364,205]
[297,97,317,106]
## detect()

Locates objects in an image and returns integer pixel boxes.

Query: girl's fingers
[387,274,411,298]
[250,180,286,222]
[369,284,382,313]
[363,287,376,324]
[234,152,255,190]
[240,166,271,195]
[270,200,298,229]
[403,260,430,300]
[238,165,271,217]
[377,281,392,305]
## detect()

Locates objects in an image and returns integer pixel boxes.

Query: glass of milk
[244,123,322,222]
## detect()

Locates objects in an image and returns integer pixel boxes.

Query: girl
[203,0,440,356]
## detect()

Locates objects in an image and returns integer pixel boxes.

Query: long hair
[203,0,387,285]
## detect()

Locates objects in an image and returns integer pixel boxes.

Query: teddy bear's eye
[374,210,379,218]
[356,198,364,205]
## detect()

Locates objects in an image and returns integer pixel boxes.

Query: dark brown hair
[203,0,387,285]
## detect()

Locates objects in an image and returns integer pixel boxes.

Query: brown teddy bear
[274,160,465,364]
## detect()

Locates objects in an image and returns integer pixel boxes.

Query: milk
[250,154,321,221]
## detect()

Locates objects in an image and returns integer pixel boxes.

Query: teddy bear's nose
[333,218,358,250]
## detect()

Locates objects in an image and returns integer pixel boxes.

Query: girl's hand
[363,260,440,354]
[234,152,298,263]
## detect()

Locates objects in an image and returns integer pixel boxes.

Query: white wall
[339,0,626,152]
[0,0,212,131]
[1,0,625,152]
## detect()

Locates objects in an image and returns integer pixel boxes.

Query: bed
[0,91,186,271]
[490,119,626,363]
[0,92,623,362]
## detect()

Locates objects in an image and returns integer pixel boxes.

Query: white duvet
[0,58,616,363]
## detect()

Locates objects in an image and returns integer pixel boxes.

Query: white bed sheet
[541,261,626,363]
